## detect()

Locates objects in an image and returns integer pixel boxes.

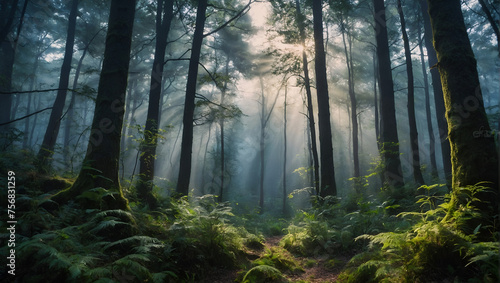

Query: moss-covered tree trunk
[53,0,137,210]
[137,0,174,208]
[419,0,452,185]
[427,0,498,230]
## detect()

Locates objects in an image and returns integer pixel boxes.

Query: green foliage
[341,184,499,282]
[280,194,399,257]
[167,195,253,273]
[253,246,304,274]
[241,265,287,283]
[3,173,259,282]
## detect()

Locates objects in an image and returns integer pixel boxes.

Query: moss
[242,265,286,283]
[253,247,304,274]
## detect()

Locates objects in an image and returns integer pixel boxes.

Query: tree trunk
[0,40,15,149]
[340,17,360,180]
[397,0,425,185]
[282,82,288,215]
[176,0,208,196]
[0,0,19,45]
[373,52,380,148]
[427,0,498,230]
[218,60,230,202]
[37,0,79,170]
[64,27,103,166]
[418,25,439,179]
[295,0,320,195]
[312,0,337,197]
[259,77,266,211]
[419,0,452,186]
[138,0,174,208]
[53,0,137,210]
[373,0,404,192]
[477,0,499,55]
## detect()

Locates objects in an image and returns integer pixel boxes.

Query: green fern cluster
[340,184,499,282]
[280,194,398,257]
[8,208,177,282]
[167,195,261,276]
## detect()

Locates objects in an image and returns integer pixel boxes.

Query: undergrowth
[339,184,499,282]
[0,153,264,282]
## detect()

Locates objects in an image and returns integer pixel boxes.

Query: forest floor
[203,236,352,282]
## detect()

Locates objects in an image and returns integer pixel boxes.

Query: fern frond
[95,209,134,220]
[104,235,161,251]
[152,271,178,283]
[89,219,130,234]
[84,267,112,279]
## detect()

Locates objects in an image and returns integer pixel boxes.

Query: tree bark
[282,82,288,214]
[397,0,425,185]
[295,0,320,195]
[0,40,15,149]
[0,0,19,45]
[427,0,498,235]
[176,0,208,196]
[477,0,499,55]
[137,0,174,208]
[418,25,439,179]
[53,0,137,210]
[340,16,360,180]
[419,0,452,186]
[373,0,404,192]
[312,0,337,197]
[37,0,79,170]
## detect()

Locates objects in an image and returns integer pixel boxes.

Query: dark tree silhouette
[176,0,208,196]
[53,0,137,210]
[373,0,404,191]
[312,0,337,197]
[294,0,320,194]
[397,0,424,185]
[137,0,174,208]
[37,0,79,170]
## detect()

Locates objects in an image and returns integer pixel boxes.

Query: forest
[0,0,498,282]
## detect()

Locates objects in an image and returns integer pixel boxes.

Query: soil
[201,236,352,282]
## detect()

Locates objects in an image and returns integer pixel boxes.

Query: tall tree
[137,0,174,208]
[294,0,320,194]
[176,0,252,196]
[176,0,208,196]
[282,81,288,214]
[0,0,28,149]
[257,75,280,211]
[337,7,360,180]
[0,0,19,44]
[373,0,404,191]
[397,0,424,185]
[477,0,499,55]
[419,0,452,185]
[37,0,79,170]
[427,0,498,232]
[63,27,104,166]
[53,0,137,210]
[418,26,439,179]
[312,0,337,197]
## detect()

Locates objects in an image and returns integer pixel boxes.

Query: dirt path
[264,236,348,282]
[203,236,350,282]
